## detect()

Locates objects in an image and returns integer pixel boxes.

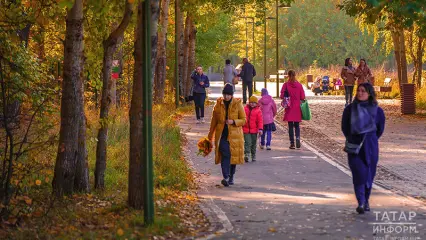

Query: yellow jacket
[208,97,246,165]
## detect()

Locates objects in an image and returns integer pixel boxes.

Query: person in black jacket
[238,58,256,104]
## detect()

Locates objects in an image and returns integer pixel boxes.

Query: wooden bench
[374,78,392,97]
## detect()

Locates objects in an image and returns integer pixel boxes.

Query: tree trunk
[154,0,171,104]
[52,0,84,197]
[128,0,159,209]
[399,30,409,85]
[416,37,424,88]
[95,1,133,190]
[186,17,196,98]
[115,36,124,108]
[74,70,90,192]
[177,6,185,99]
[391,28,408,86]
[182,15,190,97]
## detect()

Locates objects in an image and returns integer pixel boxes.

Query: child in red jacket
[243,96,263,162]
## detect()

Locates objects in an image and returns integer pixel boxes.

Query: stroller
[322,76,330,92]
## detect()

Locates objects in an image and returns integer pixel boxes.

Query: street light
[275,0,290,98]
[243,16,256,91]
[265,15,276,90]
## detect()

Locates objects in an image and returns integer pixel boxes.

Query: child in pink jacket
[258,88,277,150]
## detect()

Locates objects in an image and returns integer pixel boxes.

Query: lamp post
[243,16,256,91]
[265,15,276,90]
[275,0,290,98]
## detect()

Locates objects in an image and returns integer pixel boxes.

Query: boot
[244,154,249,163]
[296,139,301,149]
[229,175,234,185]
[252,155,256,162]
[289,143,295,149]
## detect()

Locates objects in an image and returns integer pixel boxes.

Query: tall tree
[95,1,133,190]
[181,15,190,96]
[52,0,86,196]
[186,16,196,95]
[339,0,426,85]
[128,0,160,209]
[154,0,171,103]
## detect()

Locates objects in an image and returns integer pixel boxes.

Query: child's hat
[249,95,258,103]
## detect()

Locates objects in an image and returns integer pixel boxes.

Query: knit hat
[222,83,234,95]
[249,95,258,103]
[261,88,268,96]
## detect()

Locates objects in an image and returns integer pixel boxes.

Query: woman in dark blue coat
[191,66,210,124]
[341,83,385,214]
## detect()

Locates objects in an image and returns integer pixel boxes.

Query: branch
[104,1,134,47]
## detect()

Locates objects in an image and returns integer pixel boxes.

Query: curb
[181,129,233,240]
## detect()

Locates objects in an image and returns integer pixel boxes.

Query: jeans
[193,92,206,120]
[219,138,236,179]
[344,85,354,106]
[288,122,300,144]
[354,184,372,206]
[242,81,253,103]
[261,130,272,146]
[244,133,258,159]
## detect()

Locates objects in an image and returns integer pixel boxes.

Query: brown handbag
[232,76,239,85]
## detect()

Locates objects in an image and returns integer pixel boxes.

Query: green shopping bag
[300,100,311,121]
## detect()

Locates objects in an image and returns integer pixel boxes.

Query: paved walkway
[181,81,426,240]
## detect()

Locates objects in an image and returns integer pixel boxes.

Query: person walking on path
[223,59,238,90]
[341,83,385,214]
[341,58,357,107]
[238,58,256,104]
[258,88,277,150]
[355,59,372,85]
[280,70,305,149]
[191,66,210,124]
[243,96,263,162]
[208,83,246,187]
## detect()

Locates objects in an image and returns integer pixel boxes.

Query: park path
[181,81,426,240]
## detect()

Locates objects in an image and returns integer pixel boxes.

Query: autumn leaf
[268,227,277,232]
[35,180,42,186]
[117,228,124,236]
[24,197,33,205]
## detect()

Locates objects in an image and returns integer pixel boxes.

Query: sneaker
[266,146,271,150]
[252,156,256,162]
[244,156,249,163]
[221,178,230,187]
[289,143,295,149]
[201,118,205,123]
[260,145,265,149]
[296,139,301,149]
[196,119,201,124]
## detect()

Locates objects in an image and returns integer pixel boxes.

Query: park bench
[374,78,392,97]
[269,70,287,81]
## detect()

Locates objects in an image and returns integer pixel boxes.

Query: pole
[245,18,248,58]
[253,21,256,92]
[264,11,267,90]
[275,0,279,98]
[175,0,179,108]
[142,0,154,225]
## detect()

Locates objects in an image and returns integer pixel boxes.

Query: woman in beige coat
[341,58,356,107]
[208,84,246,186]
[355,59,372,85]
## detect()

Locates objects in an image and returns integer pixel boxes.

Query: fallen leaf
[35,180,42,186]
[117,228,124,236]
[268,227,277,232]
